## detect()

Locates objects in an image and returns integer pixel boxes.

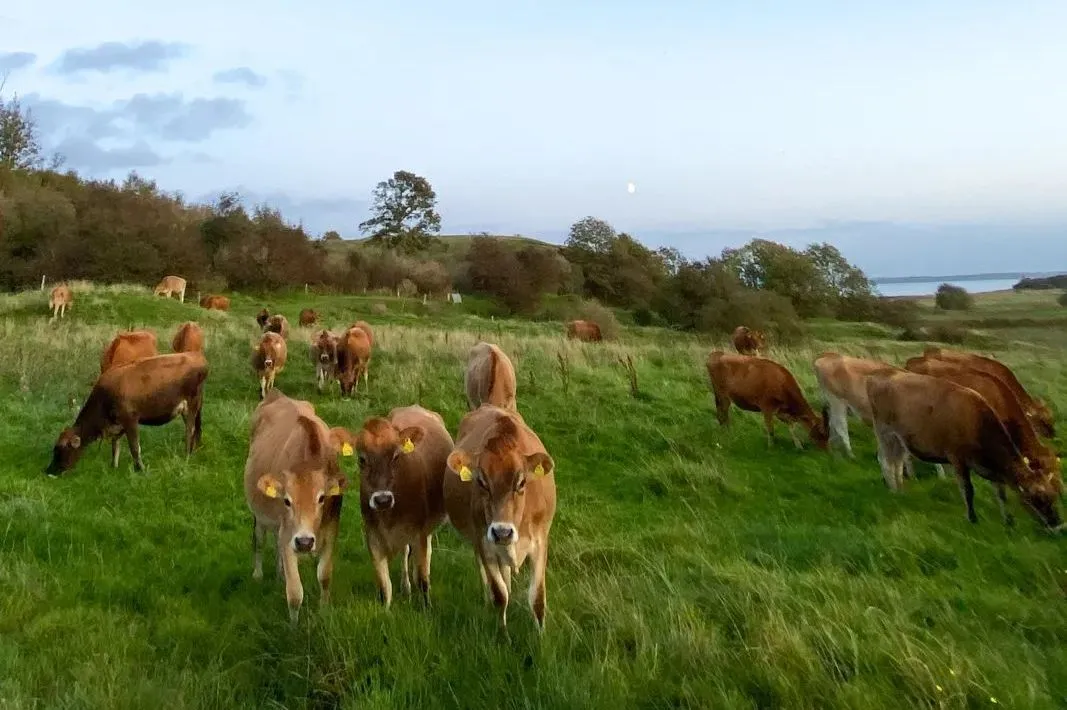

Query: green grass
[1,285,1065,709]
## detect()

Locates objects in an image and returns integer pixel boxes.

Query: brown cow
[153,275,187,303]
[444,405,557,633]
[253,331,287,399]
[867,369,1062,530]
[46,352,208,475]
[299,308,319,327]
[465,342,518,412]
[814,352,900,458]
[707,351,829,450]
[731,326,766,356]
[243,390,349,624]
[49,284,73,320]
[310,330,340,392]
[349,320,375,347]
[255,308,271,329]
[566,320,602,342]
[337,323,372,396]
[199,294,230,311]
[355,405,454,607]
[100,330,159,374]
[171,322,204,354]
[264,314,290,339]
[923,347,1055,438]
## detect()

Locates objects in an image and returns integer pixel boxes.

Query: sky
[3,0,1067,276]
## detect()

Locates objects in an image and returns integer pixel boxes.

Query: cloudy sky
[3,0,1067,276]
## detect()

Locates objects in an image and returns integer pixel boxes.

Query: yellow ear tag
[458,465,473,482]
[533,463,546,478]
[401,438,415,454]
[264,483,278,498]
[327,483,342,496]
[1023,456,1030,466]
[341,442,353,457]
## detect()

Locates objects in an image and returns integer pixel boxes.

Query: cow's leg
[316,525,336,606]
[279,537,304,625]
[761,409,776,447]
[363,365,370,390]
[252,519,266,580]
[934,464,947,479]
[952,463,978,523]
[179,287,186,304]
[415,535,432,604]
[826,397,852,457]
[111,437,122,468]
[995,483,1014,527]
[183,407,196,455]
[125,424,144,471]
[528,538,549,633]
[401,544,412,596]
[192,399,203,449]
[713,390,730,427]
[873,424,904,490]
[368,536,393,608]
[259,375,267,400]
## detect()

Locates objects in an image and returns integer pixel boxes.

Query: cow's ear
[326,474,348,497]
[526,452,554,479]
[447,449,474,482]
[257,474,284,499]
[396,426,425,454]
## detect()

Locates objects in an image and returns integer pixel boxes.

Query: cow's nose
[293,535,315,553]
[370,491,395,510]
[489,523,516,545]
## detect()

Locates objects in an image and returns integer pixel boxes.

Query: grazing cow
[100,330,159,374]
[565,320,602,342]
[153,275,187,303]
[255,308,271,329]
[49,284,73,320]
[731,326,767,356]
[814,352,899,458]
[465,341,518,411]
[867,369,1063,530]
[336,323,372,396]
[46,352,208,475]
[444,405,557,633]
[253,331,287,399]
[243,391,349,624]
[707,351,829,450]
[310,330,340,392]
[355,405,454,607]
[171,321,204,354]
[923,347,1056,438]
[199,294,230,311]
[265,314,290,339]
[299,308,319,327]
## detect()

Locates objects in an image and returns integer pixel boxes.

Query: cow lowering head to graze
[309,330,340,392]
[100,330,159,374]
[731,326,767,356]
[923,346,1056,439]
[253,331,287,399]
[171,321,204,354]
[255,308,271,329]
[49,284,73,320]
[265,314,290,340]
[443,405,557,633]
[243,391,349,624]
[707,351,829,450]
[46,352,208,475]
[199,294,230,311]
[336,323,372,396]
[153,275,187,303]
[866,369,1063,531]
[813,352,900,459]
[565,320,602,342]
[354,405,454,607]
[299,308,318,327]
[465,342,518,412]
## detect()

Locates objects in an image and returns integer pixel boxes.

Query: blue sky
[3,0,1067,275]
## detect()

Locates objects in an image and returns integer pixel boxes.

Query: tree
[322,230,341,241]
[722,238,831,317]
[0,93,42,171]
[565,216,615,254]
[935,283,973,311]
[358,170,441,253]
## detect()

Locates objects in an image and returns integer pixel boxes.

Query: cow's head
[338,362,359,396]
[447,431,554,549]
[808,414,830,451]
[255,308,270,329]
[1017,453,1063,530]
[315,331,337,365]
[45,427,87,476]
[255,416,348,553]
[355,417,424,511]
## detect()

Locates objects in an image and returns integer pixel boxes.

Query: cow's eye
[317,494,325,505]
[515,477,526,493]
[283,497,292,508]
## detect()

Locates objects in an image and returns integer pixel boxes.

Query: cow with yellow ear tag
[354,405,454,608]
[243,391,348,625]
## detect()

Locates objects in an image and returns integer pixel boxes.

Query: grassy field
[1,284,1065,709]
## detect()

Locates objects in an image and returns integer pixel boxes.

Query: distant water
[873,278,1019,298]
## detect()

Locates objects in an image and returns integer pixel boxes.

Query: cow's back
[171,322,204,353]
[465,342,517,411]
[814,352,897,424]
[101,331,159,373]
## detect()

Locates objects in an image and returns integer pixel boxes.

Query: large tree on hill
[358,170,441,253]
[0,92,42,171]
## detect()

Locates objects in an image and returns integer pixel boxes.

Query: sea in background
[873,278,1020,298]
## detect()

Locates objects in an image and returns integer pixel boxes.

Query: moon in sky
[626,181,636,194]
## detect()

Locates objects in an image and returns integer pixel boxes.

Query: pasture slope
[0,284,1065,710]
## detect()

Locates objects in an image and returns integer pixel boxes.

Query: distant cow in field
[299,308,319,327]
[243,390,349,624]
[310,330,340,392]
[265,314,290,339]
[731,326,766,356]
[707,351,829,450]
[867,369,1063,530]
[336,323,372,396]
[355,405,454,607]
[46,351,208,475]
[465,342,517,411]
[814,352,900,459]
[255,308,271,329]
[153,275,187,303]
[199,294,230,311]
[923,347,1056,438]
[171,321,204,354]
[49,284,73,320]
[253,331,287,399]
[566,320,602,342]
[100,330,159,374]
[444,405,557,633]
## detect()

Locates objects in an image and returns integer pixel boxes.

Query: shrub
[935,283,973,311]
[1058,291,1067,307]
[577,299,620,340]
[696,289,805,344]
[371,303,388,315]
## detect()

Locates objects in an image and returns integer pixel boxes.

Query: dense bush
[576,299,620,341]
[935,283,973,311]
